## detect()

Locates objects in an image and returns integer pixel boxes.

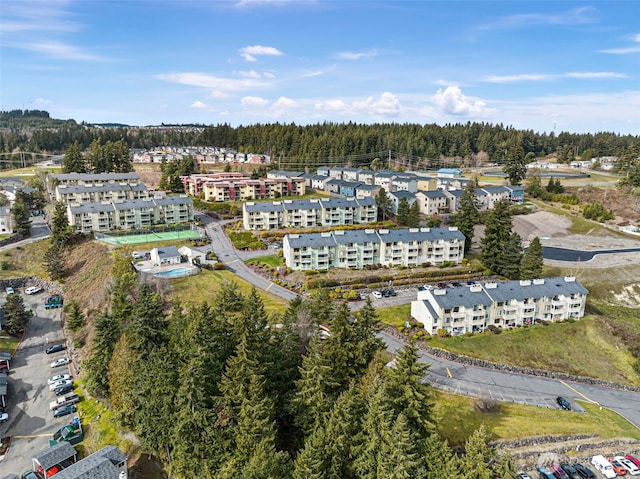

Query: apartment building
[243,197,377,230]
[181,173,306,201]
[411,276,587,336]
[283,227,465,271]
[415,190,450,215]
[68,195,193,233]
[48,172,141,188]
[54,182,150,205]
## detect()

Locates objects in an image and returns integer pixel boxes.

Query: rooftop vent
[533,279,545,285]
[519,280,532,286]
[484,282,497,289]
[564,275,576,282]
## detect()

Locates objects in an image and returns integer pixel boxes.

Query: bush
[473,396,502,413]
[213,262,226,270]
[487,325,502,335]
[436,328,450,338]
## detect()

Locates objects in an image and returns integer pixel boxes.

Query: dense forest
[1,110,638,172]
[79,253,521,478]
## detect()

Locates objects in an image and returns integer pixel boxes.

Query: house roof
[50,173,140,182]
[418,190,447,199]
[153,246,181,258]
[437,168,462,174]
[389,190,416,200]
[482,186,509,194]
[377,227,465,243]
[355,184,379,191]
[52,446,127,479]
[339,181,362,189]
[428,287,493,309]
[485,277,588,303]
[32,441,77,470]
[286,233,337,249]
[332,229,379,245]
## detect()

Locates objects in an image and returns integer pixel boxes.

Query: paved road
[542,245,640,262]
[0,291,73,474]
[0,216,51,252]
[198,216,640,429]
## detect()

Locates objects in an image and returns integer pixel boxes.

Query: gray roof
[355,184,379,191]
[482,186,509,194]
[389,190,415,200]
[475,188,488,197]
[282,199,321,211]
[57,183,147,194]
[244,202,285,213]
[286,227,464,248]
[69,203,115,214]
[429,287,493,309]
[155,246,181,258]
[285,233,337,249]
[52,446,127,479]
[152,195,192,206]
[112,199,155,211]
[485,277,588,303]
[32,441,77,469]
[444,189,465,198]
[339,181,362,189]
[419,190,447,199]
[332,229,379,245]
[0,372,6,396]
[377,227,465,244]
[325,179,343,185]
[51,173,139,182]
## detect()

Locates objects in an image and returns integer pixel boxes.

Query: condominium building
[283,227,465,271]
[48,172,141,188]
[411,276,587,336]
[54,182,150,205]
[68,195,193,233]
[180,173,306,201]
[242,197,377,230]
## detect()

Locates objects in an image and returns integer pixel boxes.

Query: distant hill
[0,109,78,130]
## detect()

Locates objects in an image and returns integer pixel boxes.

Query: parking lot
[0,289,74,473]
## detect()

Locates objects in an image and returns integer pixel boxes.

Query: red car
[608,458,627,476]
[626,456,640,469]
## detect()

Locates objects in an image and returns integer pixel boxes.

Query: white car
[50,357,70,368]
[25,286,42,295]
[48,374,71,385]
[0,412,8,423]
[371,291,383,299]
[615,456,640,476]
[5,287,14,295]
[49,379,72,391]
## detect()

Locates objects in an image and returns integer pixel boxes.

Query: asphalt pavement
[542,245,640,262]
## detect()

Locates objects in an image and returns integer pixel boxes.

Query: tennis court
[96,229,204,245]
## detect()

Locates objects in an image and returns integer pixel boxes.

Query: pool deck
[132,260,199,277]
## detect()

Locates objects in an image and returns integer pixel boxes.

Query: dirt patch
[134,167,162,190]
[512,211,573,242]
[571,185,640,223]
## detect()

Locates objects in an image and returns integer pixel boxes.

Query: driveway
[0,290,72,474]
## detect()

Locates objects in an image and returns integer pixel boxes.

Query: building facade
[411,276,588,336]
[283,227,465,271]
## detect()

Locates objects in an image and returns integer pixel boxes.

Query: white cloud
[32,98,54,106]
[480,6,598,30]
[485,74,550,83]
[485,72,626,83]
[315,92,401,117]
[431,85,487,115]
[155,72,268,93]
[241,96,270,108]
[191,101,209,109]
[334,49,378,61]
[273,97,297,109]
[239,45,283,62]
[237,70,262,78]
[565,71,626,79]
[23,41,103,61]
[600,33,640,55]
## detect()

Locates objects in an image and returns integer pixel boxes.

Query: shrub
[436,328,450,338]
[473,396,502,413]
[487,325,502,335]
[213,262,226,270]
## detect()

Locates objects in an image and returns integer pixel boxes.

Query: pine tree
[481,200,523,278]
[408,200,421,227]
[82,313,120,398]
[423,434,461,478]
[503,143,527,186]
[456,181,480,253]
[520,236,543,279]
[493,453,520,479]
[11,198,31,237]
[50,201,72,248]
[43,242,66,280]
[396,197,410,226]
[377,413,423,479]
[65,300,85,331]
[62,141,86,173]
[385,342,434,438]
[375,188,393,221]
[460,424,495,479]
[3,292,32,335]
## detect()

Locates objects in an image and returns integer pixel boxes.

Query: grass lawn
[0,239,50,280]
[375,303,412,328]
[246,254,284,268]
[226,230,266,250]
[433,390,640,446]
[0,332,20,353]
[170,269,288,314]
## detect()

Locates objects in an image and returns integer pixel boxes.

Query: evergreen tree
[503,144,527,186]
[520,237,543,279]
[3,292,32,335]
[43,243,66,281]
[481,200,523,278]
[456,181,480,253]
[385,342,434,438]
[493,453,520,479]
[423,435,461,478]
[408,200,421,227]
[65,300,85,331]
[377,413,423,479]
[124,283,168,357]
[375,188,393,221]
[396,197,410,226]
[50,201,73,248]
[11,198,31,237]
[82,314,120,397]
[62,141,86,173]
[460,424,495,479]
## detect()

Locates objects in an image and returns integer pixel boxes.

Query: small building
[388,190,416,214]
[437,168,463,178]
[178,246,208,265]
[150,246,182,266]
[339,181,362,198]
[32,441,78,477]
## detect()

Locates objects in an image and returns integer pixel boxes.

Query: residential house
[415,174,438,191]
[339,181,362,198]
[442,189,465,213]
[388,190,417,214]
[355,184,381,199]
[311,175,329,191]
[32,444,127,479]
[150,246,182,266]
[356,170,375,185]
[283,227,465,270]
[341,168,362,182]
[415,190,449,216]
[0,207,14,234]
[392,174,418,193]
[325,178,343,195]
[411,276,588,336]
[32,441,78,478]
[437,168,463,178]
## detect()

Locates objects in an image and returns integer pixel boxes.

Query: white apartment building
[242,197,377,230]
[283,227,465,271]
[411,276,587,336]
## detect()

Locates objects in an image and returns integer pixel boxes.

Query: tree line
[77,255,522,478]
[1,111,637,171]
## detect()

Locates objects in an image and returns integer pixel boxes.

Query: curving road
[542,245,640,262]
[202,212,640,429]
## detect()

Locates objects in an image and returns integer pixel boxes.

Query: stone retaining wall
[0,276,63,295]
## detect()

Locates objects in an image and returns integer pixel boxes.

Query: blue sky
[1,0,639,134]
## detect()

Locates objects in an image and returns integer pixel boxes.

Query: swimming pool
[154,267,192,277]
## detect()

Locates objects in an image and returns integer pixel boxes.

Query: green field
[245,254,284,268]
[433,391,640,446]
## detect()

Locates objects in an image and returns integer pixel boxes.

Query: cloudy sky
[1,0,639,134]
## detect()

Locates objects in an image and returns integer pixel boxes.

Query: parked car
[560,463,580,479]
[5,286,14,295]
[54,384,74,396]
[626,457,640,469]
[614,456,640,476]
[48,374,71,385]
[518,473,533,479]
[572,463,596,479]
[371,291,382,299]
[550,464,570,479]
[49,379,72,391]
[25,286,42,295]
[591,455,617,479]
[52,404,77,418]
[46,343,66,354]
[388,289,397,296]
[537,467,556,479]
[21,472,39,479]
[556,396,571,410]
[437,282,447,288]
[451,281,462,287]
[50,394,80,410]
[0,412,8,423]
[608,458,628,476]
[50,357,70,368]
